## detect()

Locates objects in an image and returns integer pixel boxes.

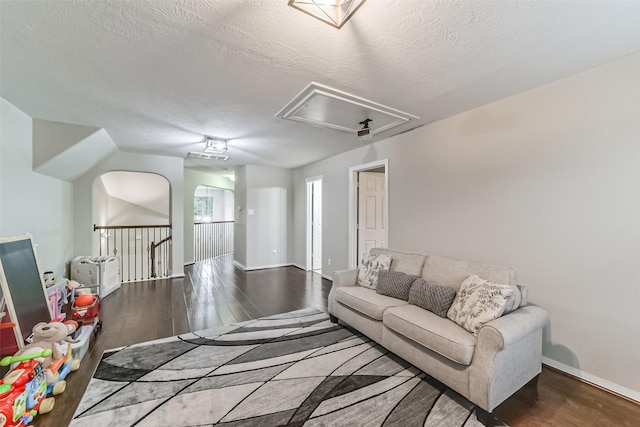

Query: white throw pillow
[357,253,392,289]
[447,275,516,335]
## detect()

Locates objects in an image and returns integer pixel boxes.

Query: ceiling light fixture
[203,137,228,154]
[187,152,229,161]
[288,0,367,29]
[357,118,372,140]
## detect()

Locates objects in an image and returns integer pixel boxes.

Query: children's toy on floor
[70,281,102,332]
[0,349,55,427]
[10,321,78,389]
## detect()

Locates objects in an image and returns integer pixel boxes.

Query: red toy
[0,350,55,427]
[72,293,100,326]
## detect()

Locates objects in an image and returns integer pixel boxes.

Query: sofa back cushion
[421,254,517,290]
[370,248,426,276]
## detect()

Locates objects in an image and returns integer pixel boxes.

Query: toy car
[0,350,55,427]
[45,343,79,396]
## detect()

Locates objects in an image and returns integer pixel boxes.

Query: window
[194,186,215,222]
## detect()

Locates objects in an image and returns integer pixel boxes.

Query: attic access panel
[276,82,418,137]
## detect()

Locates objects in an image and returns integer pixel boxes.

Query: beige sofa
[328,248,547,419]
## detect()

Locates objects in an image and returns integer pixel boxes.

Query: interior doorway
[349,160,389,268]
[306,176,323,274]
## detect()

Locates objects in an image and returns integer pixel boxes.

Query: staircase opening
[92,171,171,282]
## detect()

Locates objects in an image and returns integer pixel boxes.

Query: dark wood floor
[36,255,638,427]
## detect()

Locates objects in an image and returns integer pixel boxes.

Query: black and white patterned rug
[71,308,506,426]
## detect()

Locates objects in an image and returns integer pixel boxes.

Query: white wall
[0,98,74,277]
[73,152,185,277]
[183,168,234,264]
[105,195,169,225]
[292,53,640,400]
[235,165,292,270]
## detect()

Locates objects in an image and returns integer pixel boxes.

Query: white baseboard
[234,262,294,271]
[291,263,307,271]
[322,273,333,281]
[542,357,640,403]
[233,260,247,271]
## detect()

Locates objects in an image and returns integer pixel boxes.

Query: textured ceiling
[1,0,640,171]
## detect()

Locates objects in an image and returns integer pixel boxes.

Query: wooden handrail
[193,221,234,225]
[94,224,171,231]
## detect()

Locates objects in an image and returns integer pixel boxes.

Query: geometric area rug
[71,308,507,427]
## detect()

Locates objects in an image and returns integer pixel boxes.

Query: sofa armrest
[470,305,548,412]
[478,305,548,350]
[328,269,358,315]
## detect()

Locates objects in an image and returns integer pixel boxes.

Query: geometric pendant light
[288,0,367,29]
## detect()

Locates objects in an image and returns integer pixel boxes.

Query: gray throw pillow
[409,278,457,318]
[376,271,419,301]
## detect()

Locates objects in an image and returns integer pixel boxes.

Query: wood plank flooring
[34,255,638,427]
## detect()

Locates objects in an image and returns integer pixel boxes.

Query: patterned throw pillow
[376,271,419,300]
[408,278,457,318]
[356,253,392,289]
[447,275,516,335]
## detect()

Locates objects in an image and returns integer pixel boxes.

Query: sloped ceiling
[100,171,170,216]
[1,1,640,170]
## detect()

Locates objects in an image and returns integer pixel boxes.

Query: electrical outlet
[273,250,277,254]
[327,258,332,266]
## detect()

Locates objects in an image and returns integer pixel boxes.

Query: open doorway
[348,160,389,269]
[306,176,323,274]
[193,185,234,261]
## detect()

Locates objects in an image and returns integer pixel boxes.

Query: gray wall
[0,98,74,277]
[233,166,247,267]
[234,165,293,270]
[292,53,640,400]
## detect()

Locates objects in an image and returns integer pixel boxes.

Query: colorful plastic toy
[10,322,78,385]
[0,350,55,427]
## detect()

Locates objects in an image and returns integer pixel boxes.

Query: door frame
[348,159,389,269]
[305,175,323,271]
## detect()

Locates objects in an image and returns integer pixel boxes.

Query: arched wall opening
[92,171,172,282]
[193,185,234,261]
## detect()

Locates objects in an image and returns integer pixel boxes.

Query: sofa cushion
[422,254,517,290]
[335,286,408,320]
[370,248,426,276]
[408,278,457,318]
[357,252,392,289]
[376,271,419,301]
[447,275,516,335]
[384,305,477,365]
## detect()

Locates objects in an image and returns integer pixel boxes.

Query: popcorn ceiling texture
[1,0,639,169]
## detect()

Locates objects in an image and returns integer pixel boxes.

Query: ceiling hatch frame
[275,82,419,137]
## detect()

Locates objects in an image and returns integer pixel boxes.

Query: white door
[357,172,387,266]
[312,180,322,271]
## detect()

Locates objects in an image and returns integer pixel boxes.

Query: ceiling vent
[275,82,418,138]
[187,152,229,161]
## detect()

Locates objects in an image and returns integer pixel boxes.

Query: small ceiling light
[288,0,367,29]
[357,118,372,140]
[203,137,228,154]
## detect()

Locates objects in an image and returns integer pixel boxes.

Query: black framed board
[0,234,53,348]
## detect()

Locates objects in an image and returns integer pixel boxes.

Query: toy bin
[71,325,93,362]
[71,256,121,298]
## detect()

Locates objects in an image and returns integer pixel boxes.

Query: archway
[193,185,234,261]
[92,171,171,282]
